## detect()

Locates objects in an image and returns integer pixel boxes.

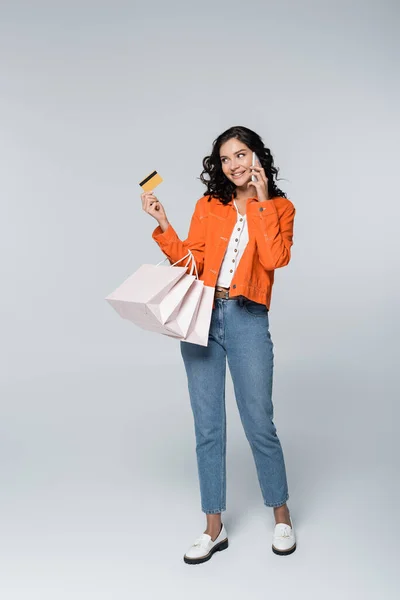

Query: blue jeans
[180,296,289,514]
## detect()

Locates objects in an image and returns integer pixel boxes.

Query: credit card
[139,170,163,192]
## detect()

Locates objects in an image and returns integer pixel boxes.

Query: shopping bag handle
[187,250,199,280]
[156,251,191,268]
[156,249,199,280]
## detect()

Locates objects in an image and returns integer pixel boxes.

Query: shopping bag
[162,273,204,337]
[105,252,198,334]
[161,251,215,347]
[181,283,215,347]
[161,252,214,345]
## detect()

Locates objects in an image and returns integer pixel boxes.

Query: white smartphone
[251,152,259,182]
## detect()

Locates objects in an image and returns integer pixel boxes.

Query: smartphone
[251,152,260,182]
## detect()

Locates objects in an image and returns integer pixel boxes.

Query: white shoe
[183,523,229,564]
[272,516,296,555]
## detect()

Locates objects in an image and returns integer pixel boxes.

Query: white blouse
[216,200,249,288]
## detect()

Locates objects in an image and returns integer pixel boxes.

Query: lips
[232,171,246,179]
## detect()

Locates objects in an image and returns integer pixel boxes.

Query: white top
[216,200,249,288]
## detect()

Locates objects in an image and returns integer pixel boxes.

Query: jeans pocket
[243,299,269,317]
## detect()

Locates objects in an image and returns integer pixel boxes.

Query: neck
[235,194,253,203]
[235,188,252,198]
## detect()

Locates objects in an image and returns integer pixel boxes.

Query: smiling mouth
[231,171,246,179]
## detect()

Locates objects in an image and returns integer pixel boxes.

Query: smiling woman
[142,123,297,565]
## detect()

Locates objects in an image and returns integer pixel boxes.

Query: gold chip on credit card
[139,170,163,192]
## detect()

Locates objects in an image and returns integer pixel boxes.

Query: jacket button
[233,284,236,289]
[259,207,264,212]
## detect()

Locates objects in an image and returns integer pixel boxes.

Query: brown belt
[214,287,231,299]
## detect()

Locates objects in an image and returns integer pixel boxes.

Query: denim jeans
[180,296,289,514]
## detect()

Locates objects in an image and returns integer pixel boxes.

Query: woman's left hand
[247,160,270,202]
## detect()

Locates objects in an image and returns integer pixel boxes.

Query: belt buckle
[216,288,229,299]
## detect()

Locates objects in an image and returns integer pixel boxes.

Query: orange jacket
[152,194,296,310]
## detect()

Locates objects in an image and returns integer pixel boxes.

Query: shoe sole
[272,542,297,556]
[183,538,229,564]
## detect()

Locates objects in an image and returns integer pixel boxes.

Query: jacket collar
[228,194,259,217]
[228,193,259,206]
[215,194,258,205]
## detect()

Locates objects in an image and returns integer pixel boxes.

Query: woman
[141,125,296,564]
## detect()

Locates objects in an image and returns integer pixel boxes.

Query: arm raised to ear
[247,198,296,271]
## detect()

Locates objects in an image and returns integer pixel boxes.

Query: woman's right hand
[141,191,169,229]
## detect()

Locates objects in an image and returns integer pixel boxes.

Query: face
[219,138,254,190]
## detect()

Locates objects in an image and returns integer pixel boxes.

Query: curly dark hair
[198,125,287,205]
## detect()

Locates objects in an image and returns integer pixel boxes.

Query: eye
[221,153,245,163]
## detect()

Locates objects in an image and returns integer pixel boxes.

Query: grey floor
[0,358,397,600]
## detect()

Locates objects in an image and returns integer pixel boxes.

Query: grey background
[1,0,399,598]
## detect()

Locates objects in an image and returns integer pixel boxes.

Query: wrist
[158,219,169,232]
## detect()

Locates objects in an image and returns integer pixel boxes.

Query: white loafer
[183,523,229,564]
[272,517,296,555]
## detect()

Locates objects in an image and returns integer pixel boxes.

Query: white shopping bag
[163,274,204,337]
[181,283,215,347]
[162,253,214,345]
[106,250,214,346]
[105,252,198,335]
